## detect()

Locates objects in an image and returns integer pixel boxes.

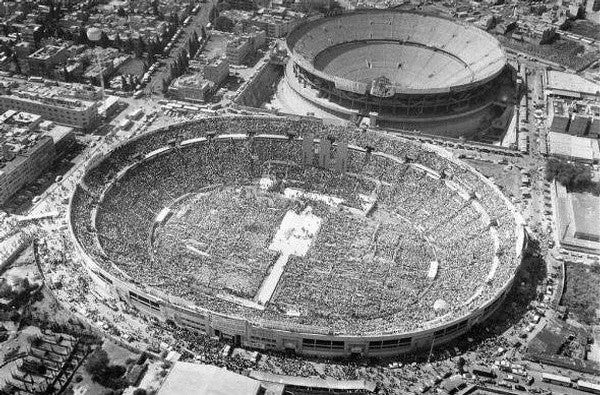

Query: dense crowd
[69,116,522,335]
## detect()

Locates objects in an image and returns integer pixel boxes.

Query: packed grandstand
[69,116,525,356]
[284,10,512,134]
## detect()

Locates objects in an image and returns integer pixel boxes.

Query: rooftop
[158,362,262,395]
[549,115,570,134]
[570,192,600,239]
[0,110,42,127]
[171,74,213,89]
[547,71,600,96]
[0,81,97,110]
[547,131,600,161]
[0,134,52,176]
[28,45,65,60]
[568,115,590,136]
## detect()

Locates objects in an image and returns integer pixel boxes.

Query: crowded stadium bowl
[284,11,513,137]
[69,116,525,357]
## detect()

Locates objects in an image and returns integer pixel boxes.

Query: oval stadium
[69,116,525,357]
[284,11,512,136]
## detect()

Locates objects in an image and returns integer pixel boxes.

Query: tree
[545,158,593,191]
[113,34,123,50]
[151,0,160,16]
[161,78,170,94]
[63,65,70,82]
[169,11,179,26]
[86,348,110,377]
[124,37,135,53]
[77,27,89,45]
[0,280,12,299]
[100,31,110,48]
[214,16,234,32]
[217,1,231,11]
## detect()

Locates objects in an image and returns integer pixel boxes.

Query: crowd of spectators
[69,115,522,335]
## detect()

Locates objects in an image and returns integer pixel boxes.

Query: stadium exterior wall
[67,133,525,358]
[284,61,499,138]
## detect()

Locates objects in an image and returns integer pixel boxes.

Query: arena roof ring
[286,10,507,95]
[69,116,524,350]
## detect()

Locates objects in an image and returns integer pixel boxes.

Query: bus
[542,373,571,387]
[578,381,600,394]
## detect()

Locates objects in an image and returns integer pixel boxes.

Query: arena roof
[286,11,506,95]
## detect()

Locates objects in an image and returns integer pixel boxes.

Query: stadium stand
[69,116,524,357]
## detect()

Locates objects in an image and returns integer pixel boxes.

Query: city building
[169,56,230,102]
[226,37,253,65]
[27,45,69,77]
[554,183,600,255]
[39,120,76,155]
[0,80,99,130]
[158,363,270,395]
[295,0,334,10]
[546,71,600,100]
[0,111,56,204]
[568,115,590,136]
[221,8,304,38]
[13,23,42,44]
[586,0,600,22]
[246,11,301,38]
[193,57,230,86]
[168,74,213,102]
[547,131,600,163]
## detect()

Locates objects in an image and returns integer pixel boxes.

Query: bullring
[69,116,524,357]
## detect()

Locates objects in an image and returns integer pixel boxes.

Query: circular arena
[285,11,510,135]
[69,116,525,357]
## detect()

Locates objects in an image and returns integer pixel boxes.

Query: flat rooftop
[547,71,600,97]
[158,362,262,395]
[547,132,600,161]
[570,192,600,239]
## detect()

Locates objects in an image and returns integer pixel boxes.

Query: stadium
[69,116,525,357]
[284,11,513,136]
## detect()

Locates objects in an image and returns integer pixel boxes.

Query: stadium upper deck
[69,116,525,357]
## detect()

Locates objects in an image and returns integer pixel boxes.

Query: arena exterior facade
[69,116,526,358]
[284,11,512,137]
